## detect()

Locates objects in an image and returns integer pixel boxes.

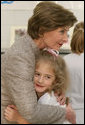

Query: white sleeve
[38,92,66,108]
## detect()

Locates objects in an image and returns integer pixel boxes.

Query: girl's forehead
[36,59,52,67]
[36,60,52,67]
[35,63,55,77]
[36,60,55,72]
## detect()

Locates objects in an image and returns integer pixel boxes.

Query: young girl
[64,22,84,124]
[4,49,71,124]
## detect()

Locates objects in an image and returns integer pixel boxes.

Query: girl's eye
[45,76,51,79]
[35,73,40,76]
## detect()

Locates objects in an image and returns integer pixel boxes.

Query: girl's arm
[4,105,31,124]
[15,115,30,124]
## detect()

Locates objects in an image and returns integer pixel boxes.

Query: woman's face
[34,61,55,94]
[41,26,70,51]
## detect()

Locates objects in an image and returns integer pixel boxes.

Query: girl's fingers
[57,96,66,105]
[5,116,9,120]
[5,107,13,116]
[4,112,8,116]
[5,107,12,112]
[4,111,10,118]
[4,110,10,116]
[5,116,11,121]
[60,99,66,105]
[4,111,12,122]
[5,109,9,114]
[58,95,65,101]
[8,105,17,110]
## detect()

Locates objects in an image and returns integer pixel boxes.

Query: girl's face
[34,61,55,94]
[39,26,70,51]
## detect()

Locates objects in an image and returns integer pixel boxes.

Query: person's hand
[4,105,21,122]
[54,92,66,105]
[66,104,76,124]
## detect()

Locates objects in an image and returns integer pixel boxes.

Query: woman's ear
[39,27,46,38]
[38,34,44,38]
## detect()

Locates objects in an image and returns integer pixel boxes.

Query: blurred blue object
[1,1,14,4]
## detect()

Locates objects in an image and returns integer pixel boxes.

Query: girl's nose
[38,76,43,83]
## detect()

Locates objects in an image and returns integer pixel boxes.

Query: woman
[1,1,77,124]
[64,22,84,124]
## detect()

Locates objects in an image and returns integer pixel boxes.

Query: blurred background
[1,1,84,54]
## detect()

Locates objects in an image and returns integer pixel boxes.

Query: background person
[64,22,84,124]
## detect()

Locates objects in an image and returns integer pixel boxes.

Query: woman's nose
[63,33,69,43]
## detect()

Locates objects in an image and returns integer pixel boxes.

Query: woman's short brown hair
[27,1,77,39]
[35,50,69,95]
[70,22,84,54]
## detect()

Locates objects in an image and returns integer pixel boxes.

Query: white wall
[1,1,84,51]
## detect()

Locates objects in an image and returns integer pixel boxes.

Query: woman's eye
[60,30,65,34]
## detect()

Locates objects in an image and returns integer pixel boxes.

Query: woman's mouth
[58,43,63,46]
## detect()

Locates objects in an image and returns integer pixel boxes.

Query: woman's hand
[54,93,66,105]
[4,105,21,122]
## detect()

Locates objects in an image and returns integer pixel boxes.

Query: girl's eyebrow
[35,71,38,72]
[35,71,41,74]
[35,71,54,77]
[45,74,54,77]
[35,70,40,73]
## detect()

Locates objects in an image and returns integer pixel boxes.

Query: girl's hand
[4,105,21,122]
[7,105,18,110]
[54,93,66,105]
[66,104,76,124]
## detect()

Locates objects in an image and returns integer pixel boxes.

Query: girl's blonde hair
[35,50,69,95]
[70,22,84,54]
